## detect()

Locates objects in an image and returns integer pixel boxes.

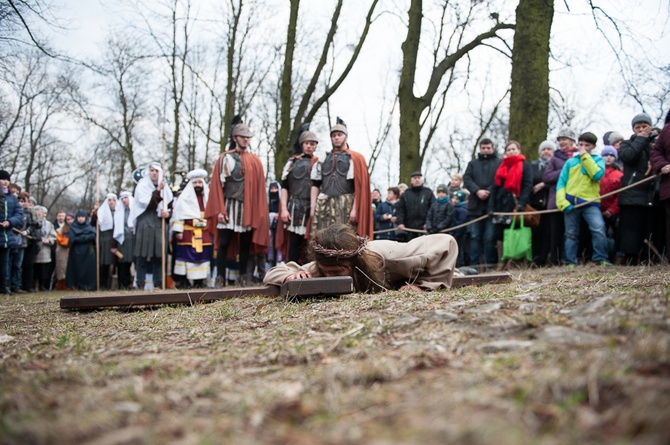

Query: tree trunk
[508,0,554,159]
[275,0,300,180]
[398,0,424,184]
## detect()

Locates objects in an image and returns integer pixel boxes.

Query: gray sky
[48,0,670,189]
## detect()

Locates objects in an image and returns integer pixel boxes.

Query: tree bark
[508,0,554,159]
[275,0,300,179]
[398,0,514,183]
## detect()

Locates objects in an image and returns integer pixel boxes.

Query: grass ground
[1,265,669,445]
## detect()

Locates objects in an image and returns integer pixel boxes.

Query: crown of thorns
[311,236,368,259]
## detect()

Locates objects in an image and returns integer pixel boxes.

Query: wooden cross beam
[59,273,512,311]
[59,277,354,310]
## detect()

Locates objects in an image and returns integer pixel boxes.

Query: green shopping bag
[501,215,532,261]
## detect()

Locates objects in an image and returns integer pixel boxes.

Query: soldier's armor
[287,156,313,201]
[320,151,354,196]
[224,152,244,201]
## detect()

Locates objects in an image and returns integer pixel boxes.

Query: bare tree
[0,51,79,207]
[397,0,514,183]
[68,34,150,191]
[1,0,57,57]
[273,0,380,179]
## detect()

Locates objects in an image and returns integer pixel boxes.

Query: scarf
[495,154,526,197]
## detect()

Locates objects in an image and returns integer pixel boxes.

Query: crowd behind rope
[1,110,670,295]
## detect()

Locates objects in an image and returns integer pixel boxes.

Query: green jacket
[556,152,605,213]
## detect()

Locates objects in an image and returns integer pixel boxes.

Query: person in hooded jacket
[66,210,97,290]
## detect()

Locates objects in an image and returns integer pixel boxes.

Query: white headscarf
[172,169,209,222]
[114,191,133,244]
[128,162,174,229]
[98,193,117,232]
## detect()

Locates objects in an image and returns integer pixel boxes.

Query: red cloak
[205,149,271,258]
[345,147,373,239]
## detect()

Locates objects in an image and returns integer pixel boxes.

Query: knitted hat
[436,184,448,193]
[538,140,556,154]
[631,113,652,128]
[0,170,10,181]
[451,190,467,203]
[299,131,319,145]
[600,146,618,161]
[557,128,576,141]
[608,131,624,145]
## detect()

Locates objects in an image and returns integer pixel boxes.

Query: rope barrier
[373,173,661,236]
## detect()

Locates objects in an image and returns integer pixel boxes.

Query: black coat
[529,159,550,210]
[488,161,533,214]
[425,199,454,234]
[464,153,502,217]
[396,186,436,230]
[619,134,659,207]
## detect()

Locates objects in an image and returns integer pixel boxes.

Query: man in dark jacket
[396,171,436,241]
[463,138,501,268]
[1,170,24,295]
[618,112,664,263]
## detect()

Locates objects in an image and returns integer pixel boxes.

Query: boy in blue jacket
[555,132,610,266]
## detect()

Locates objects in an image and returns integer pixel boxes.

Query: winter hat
[410,171,423,178]
[557,128,576,141]
[631,113,652,128]
[451,190,467,203]
[436,184,448,193]
[0,170,10,181]
[538,140,556,154]
[608,131,624,145]
[600,146,618,161]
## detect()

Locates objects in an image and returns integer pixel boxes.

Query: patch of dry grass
[1,265,669,444]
